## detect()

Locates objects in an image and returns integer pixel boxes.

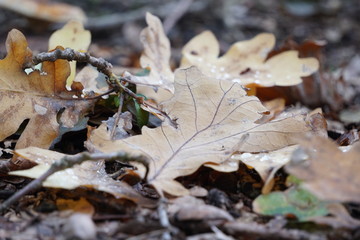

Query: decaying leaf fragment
[181,31,319,88]
[87,67,316,196]
[10,147,155,207]
[286,136,360,203]
[49,20,91,87]
[0,29,93,149]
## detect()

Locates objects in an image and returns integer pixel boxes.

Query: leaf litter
[0,10,359,240]
[0,29,94,150]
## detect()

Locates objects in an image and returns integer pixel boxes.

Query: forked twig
[0,151,149,213]
[32,48,113,78]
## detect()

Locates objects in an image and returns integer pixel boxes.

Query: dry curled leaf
[0,0,86,23]
[286,136,360,203]
[87,67,316,196]
[10,147,155,207]
[0,29,93,149]
[125,13,174,103]
[181,31,319,88]
[49,20,91,87]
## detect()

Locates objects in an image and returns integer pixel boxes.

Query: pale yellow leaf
[87,67,316,196]
[49,20,91,87]
[10,147,155,207]
[128,12,174,103]
[0,29,93,149]
[181,31,319,87]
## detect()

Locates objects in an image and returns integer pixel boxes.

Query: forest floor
[0,0,360,239]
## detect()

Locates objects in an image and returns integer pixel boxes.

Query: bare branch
[0,151,149,213]
[31,48,176,125]
[32,48,113,78]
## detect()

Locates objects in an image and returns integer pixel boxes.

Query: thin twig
[0,151,148,213]
[31,48,175,124]
[32,48,113,78]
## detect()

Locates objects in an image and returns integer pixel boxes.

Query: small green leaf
[134,97,149,129]
[253,187,329,221]
[113,95,120,107]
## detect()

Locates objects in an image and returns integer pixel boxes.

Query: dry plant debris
[10,147,155,207]
[87,67,319,196]
[0,9,359,240]
[128,14,319,104]
[180,31,319,88]
[48,20,91,87]
[286,136,360,203]
[0,29,94,149]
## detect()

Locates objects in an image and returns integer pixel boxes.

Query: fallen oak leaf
[205,108,327,193]
[9,147,155,207]
[0,29,94,149]
[286,136,360,203]
[138,12,174,91]
[180,31,319,89]
[87,67,316,196]
[124,12,174,103]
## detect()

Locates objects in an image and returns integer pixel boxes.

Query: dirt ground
[0,0,360,239]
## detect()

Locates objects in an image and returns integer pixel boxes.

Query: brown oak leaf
[286,136,360,203]
[87,67,316,196]
[0,29,94,149]
[10,147,155,207]
[181,31,319,88]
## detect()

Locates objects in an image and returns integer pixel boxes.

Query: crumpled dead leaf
[0,29,94,149]
[10,147,155,207]
[125,12,174,103]
[0,0,86,23]
[49,20,91,88]
[180,31,319,88]
[87,67,317,196]
[286,136,360,203]
[74,66,109,97]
